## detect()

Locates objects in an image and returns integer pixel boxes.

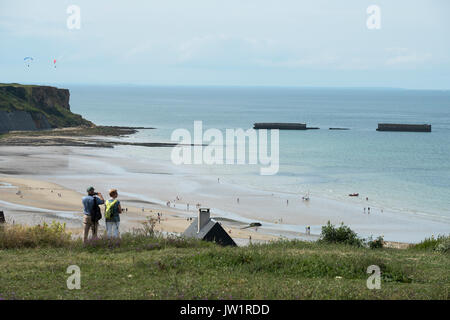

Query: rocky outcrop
[0,110,41,132]
[30,86,70,111]
[0,84,92,133]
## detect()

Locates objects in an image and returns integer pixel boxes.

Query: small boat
[348,193,359,197]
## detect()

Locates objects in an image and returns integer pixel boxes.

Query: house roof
[182,217,237,246]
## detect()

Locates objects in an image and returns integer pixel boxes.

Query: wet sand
[0,145,448,243]
[0,173,276,244]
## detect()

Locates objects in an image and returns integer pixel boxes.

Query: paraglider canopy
[24,57,33,67]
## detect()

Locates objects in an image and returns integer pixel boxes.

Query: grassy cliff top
[0,83,93,128]
[0,222,449,300]
[0,83,43,87]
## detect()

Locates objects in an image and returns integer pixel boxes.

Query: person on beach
[105,189,122,238]
[82,186,104,243]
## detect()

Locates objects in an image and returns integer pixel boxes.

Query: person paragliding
[24,57,33,68]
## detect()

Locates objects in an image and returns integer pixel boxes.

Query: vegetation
[319,221,387,249]
[412,235,450,253]
[0,222,72,249]
[0,221,448,300]
[368,236,385,249]
[319,221,364,247]
[0,83,92,128]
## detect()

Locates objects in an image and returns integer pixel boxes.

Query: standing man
[82,186,104,243]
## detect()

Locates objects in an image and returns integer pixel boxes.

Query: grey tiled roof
[182,218,237,246]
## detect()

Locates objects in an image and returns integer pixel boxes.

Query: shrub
[319,221,363,247]
[0,221,72,249]
[132,216,158,237]
[412,235,450,252]
[435,237,450,253]
[368,236,384,249]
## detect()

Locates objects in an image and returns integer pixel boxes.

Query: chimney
[198,208,210,232]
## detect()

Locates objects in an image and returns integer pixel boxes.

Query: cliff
[0,83,93,133]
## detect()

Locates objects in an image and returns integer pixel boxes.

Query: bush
[0,221,72,249]
[435,237,450,253]
[132,216,158,237]
[319,221,363,247]
[412,235,450,252]
[368,236,384,249]
[0,218,212,251]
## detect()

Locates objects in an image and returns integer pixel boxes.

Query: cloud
[176,34,278,67]
[385,48,432,66]
[255,54,339,68]
[176,34,343,70]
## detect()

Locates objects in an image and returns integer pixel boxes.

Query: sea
[69,86,450,225]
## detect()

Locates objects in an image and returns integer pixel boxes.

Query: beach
[0,145,277,244]
[0,142,448,244]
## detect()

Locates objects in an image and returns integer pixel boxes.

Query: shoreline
[0,175,278,244]
[0,137,448,243]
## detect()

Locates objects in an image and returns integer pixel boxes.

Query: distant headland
[0,83,92,133]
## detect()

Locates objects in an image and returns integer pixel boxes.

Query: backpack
[105,199,118,220]
[91,196,102,223]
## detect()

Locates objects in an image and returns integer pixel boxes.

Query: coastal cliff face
[0,84,92,133]
[30,86,71,111]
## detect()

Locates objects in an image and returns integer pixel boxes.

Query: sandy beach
[0,146,277,245]
[0,143,448,244]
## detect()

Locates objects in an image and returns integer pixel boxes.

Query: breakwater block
[376,123,431,132]
[253,123,307,130]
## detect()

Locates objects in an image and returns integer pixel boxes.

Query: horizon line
[1,81,450,92]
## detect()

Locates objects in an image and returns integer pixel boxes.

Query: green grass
[411,235,450,252]
[0,83,92,128]
[0,83,41,87]
[0,223,448,300]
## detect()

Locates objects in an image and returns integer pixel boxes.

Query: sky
[0,0,449,89]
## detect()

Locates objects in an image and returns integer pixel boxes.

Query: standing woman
[105,189,122,238]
